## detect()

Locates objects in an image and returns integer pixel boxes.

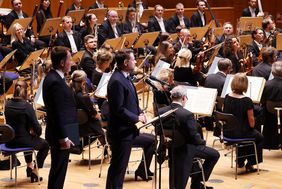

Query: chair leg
[235,145,238,180]
[142,149,148,179]
[99,145,106,178]
[197,159,206,189]
[9,155,12,180]
[252,141,259,175]
[88,136,91,170]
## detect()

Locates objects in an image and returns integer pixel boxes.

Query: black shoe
[245,165,258,173]
[134,170,152,182]
[191,183,214,189]
[26,167,32,177]
[147,170,154,177]
[30,171,43,183]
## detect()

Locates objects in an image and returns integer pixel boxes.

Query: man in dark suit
[106,49,155,189]
[190,0,206,27]
[80,34,97,80]
[242,0,261,17]
[65,0,84,14]
[159,86,220,189]
[123,7,145,34]
[248,28,265,66]
[89,0,106,9]
[169,3,190,33]
[43,46,80,189]
[252,47,278,80]
[55,16,82,54]
[97,10,124,47]
[128,0,148,9]
[205,58,232,95]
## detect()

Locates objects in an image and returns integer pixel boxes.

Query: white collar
[121,70,130,78]
[55,69,65,79]
[155,16,163,22]
[64,30,73,35]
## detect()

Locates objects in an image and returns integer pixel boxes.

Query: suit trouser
[106,139,133,189]
[48,146,70,189]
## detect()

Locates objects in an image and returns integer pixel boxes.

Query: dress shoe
[147,170,154,177]
[245,165,258,173]
[191,183,214,189]
[134,170,152,181]
[26,167,33,177]
[30,170,43,183]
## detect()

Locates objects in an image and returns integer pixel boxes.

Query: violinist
[222,35,243,74]
[168,3,191,33]
[154,40,175,65]
[252,46,278,80]
[248,28,265,66]
[190,0,206,27]
[262,16,281,48]
[215,22,234,57]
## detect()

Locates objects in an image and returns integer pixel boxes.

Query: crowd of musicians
[0,0,282,189]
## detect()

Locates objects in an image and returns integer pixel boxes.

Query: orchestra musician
[190,0,207,27]
[66,0,84,14]
[168,3,191,33]
[261,61,282,149]
[5,80,49,183]
[252,46,278,80]
[223,73,264,173]
[80,34,97,81]
[89,0,107,10]
[97,10,124,48]
[154,40,175,65]
[248,28,265,66]
[80,13,98,44]
[242,0,260,17]
[123,7,145,34]
[55,16,82,54]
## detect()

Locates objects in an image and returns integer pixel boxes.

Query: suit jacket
[123,20,145,34]
[128,1,148,9]
[147,16,172,33]
[252,62,271,80]
[65,4,84,14]
[169,14,191,33]
[261,77,282,104]
[190,11,206,27]
[107,69,141,141]
[43,69,79,146]
[204,71,226,95]
[98,20,124,47]
[242,7,259,17]
[89,2,106,9]
[80,49,96,79]
[55,30,82,53]
[12,38,35,66]
[248,40,263,66]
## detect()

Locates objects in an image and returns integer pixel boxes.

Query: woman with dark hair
[5,80,49,182]
[36,0,53,45]
[155,41,175,64]
[80,13,98,44]
[223,35,243,74]
[223,73,264,172]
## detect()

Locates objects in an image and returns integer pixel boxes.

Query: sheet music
[34,77,45,106]
[151,60,170,78]
[183,86,217,116]
[207,56,222,75]
[221,74,266,103]
[94,72,112,98]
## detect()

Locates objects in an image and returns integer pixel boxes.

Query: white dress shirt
[155,16,166,32]
[65,30,78,53]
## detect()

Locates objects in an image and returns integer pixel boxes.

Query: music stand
[214,27,223,37]
[66,9,85,25]
[18,49,45,71]
[239,34,252,47]
[102,37,123,51]
[72,50,85,64]
[276,33,282,51]
[239,17,263,32]
[170,33,178,42]
[0,49,17,108]
[39,17,61,37]
[94,72,112,99]
[120,32,139,49]
[88,8,108,25]
[139,9,154,23]
[189,27,209,41]
[133,31,159,49]
[115,8,127,23]
[5,17,32,35]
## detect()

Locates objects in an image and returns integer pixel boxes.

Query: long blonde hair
[11,23,25,44]
[174,48,192,68]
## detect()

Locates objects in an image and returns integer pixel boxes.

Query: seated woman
[173,48,198,86]
[70,70,106,146]
[4,80,49,182]
[80,13,98,45]
[223,73,264,172]
[261,61,282,149]
[154,41,175,65]
[11,23,35,66]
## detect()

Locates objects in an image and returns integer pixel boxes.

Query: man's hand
[60,139,74,150]
[138,113,147,124]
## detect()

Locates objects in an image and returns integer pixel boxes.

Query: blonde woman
[173,48,197,86]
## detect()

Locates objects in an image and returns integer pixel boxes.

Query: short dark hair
[196,0,206,6]
[218,58,232,71]
[115,49,133,69]
[84,34,95,44]
[51,46,70,69]
[251,28,264,40]
[262,47,278,63]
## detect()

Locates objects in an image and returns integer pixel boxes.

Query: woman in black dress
[5,80,49,182]
[70,70,106,145]
[223,73,264,172]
